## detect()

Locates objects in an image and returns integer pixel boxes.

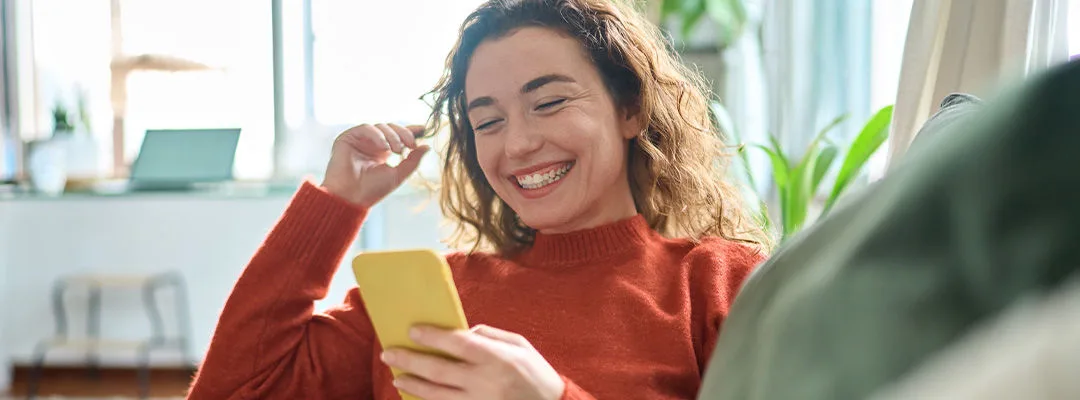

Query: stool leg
[86,284,103,380]
[50,281,69,338]
[136,343,151,400]
[31,280,70,399]
[140,279,165,399]
[143,281,165,344]
[172,275,196,367]
[26,342,50,400]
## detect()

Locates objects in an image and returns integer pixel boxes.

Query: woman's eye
[475,119,502,131]
[536,99,566,110]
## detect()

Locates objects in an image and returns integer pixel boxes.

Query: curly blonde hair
[424,0,772,255]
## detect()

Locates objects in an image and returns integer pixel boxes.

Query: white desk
[0,184,446,374]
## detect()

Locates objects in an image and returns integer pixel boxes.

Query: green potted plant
[52,101,75,134]
[715,103,894,240]
[659,0,749,50]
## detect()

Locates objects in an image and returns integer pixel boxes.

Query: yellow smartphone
[351,249,469,397]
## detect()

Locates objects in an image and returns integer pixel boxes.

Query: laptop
[128,128,241,191]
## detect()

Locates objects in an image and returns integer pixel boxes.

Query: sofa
[699,60,1080,399]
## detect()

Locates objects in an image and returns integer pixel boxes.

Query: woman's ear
[620,106,645,140]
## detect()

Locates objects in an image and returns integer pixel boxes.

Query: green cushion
[700,60,1080,400]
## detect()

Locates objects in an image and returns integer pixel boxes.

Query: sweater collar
[517,214,655,266]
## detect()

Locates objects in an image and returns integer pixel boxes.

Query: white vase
[58,132,102,180]
[27,138,69,195]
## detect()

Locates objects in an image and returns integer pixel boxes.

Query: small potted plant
[52,102,76,135]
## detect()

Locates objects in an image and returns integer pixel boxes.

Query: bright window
[278,0,484,180]
[28,0,111,139]
[307,0,481,125]
[27,0,274,179]
[118,0,273,179]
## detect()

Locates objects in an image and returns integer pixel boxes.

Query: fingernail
[392,379,402,388]
[380,351,395,363]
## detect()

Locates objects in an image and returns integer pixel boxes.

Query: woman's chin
[517,211,573,234]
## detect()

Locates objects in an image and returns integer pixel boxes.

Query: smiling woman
[188,1,770,399]
[463,29,642,236]
[430,0,772,253]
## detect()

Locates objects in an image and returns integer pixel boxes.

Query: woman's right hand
[321,123,430,208]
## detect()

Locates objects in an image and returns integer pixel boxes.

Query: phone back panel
[352,248,469,396]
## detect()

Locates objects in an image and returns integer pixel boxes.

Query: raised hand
[321,123,430,208]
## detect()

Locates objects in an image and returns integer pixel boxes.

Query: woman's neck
[520,214,654,266]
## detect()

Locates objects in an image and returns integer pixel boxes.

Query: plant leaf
[759,137,798,236]
[660,0,682,20]
[783,140,827,237]
[778,113,847,238]
[680,0,708,39]
[795,113,847,191]
[824,105,894,211]
[752,143,789,190]
[705,0,748,46]
[811,144,839,195]
[783,168,808,236]
[814,114,849,145]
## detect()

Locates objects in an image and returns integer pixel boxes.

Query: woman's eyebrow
[466,74,576,112]
[521,74,576,94]
[467,96,495,112]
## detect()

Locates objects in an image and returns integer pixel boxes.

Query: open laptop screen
[129,128,241,186]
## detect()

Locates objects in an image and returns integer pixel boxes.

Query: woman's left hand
[381,324,566,400]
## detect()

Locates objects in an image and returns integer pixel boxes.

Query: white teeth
[515,163,572,190]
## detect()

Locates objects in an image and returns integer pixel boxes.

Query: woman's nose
[504,123,543,158]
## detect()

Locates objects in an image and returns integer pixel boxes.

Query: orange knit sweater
[187,182,764,399]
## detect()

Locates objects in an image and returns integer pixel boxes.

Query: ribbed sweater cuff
[560,375,596,400]
[263,181,369,274]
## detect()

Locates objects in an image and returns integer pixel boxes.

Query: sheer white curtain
[0,0,14,392]
[0,206,8,393]
[719,0,770,194]
[722,0,873,199]
[886,0,1071,169]
[0,0,17,182]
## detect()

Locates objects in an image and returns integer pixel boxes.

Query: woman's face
[464,27,640,234]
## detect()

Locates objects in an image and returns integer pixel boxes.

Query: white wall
[0,186,445,368]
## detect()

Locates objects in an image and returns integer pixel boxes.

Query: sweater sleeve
[560,375,599,400]
[187,181,378,400]
[688,240,765,374]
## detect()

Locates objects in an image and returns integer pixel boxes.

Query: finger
[393,374,467,400]
[335,124,391,162]
[392,145,430,186]
[411,325,494,364]
[470,324,532,347]
[388,123,418,149]
[382,348,470,388]
[406,124,426,138]
[375,123,405,153]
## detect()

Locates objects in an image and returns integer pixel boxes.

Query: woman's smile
[509,160,576,199]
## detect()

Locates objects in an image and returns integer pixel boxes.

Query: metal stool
[26,271,195,399]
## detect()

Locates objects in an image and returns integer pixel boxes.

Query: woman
[188,0,770,399]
